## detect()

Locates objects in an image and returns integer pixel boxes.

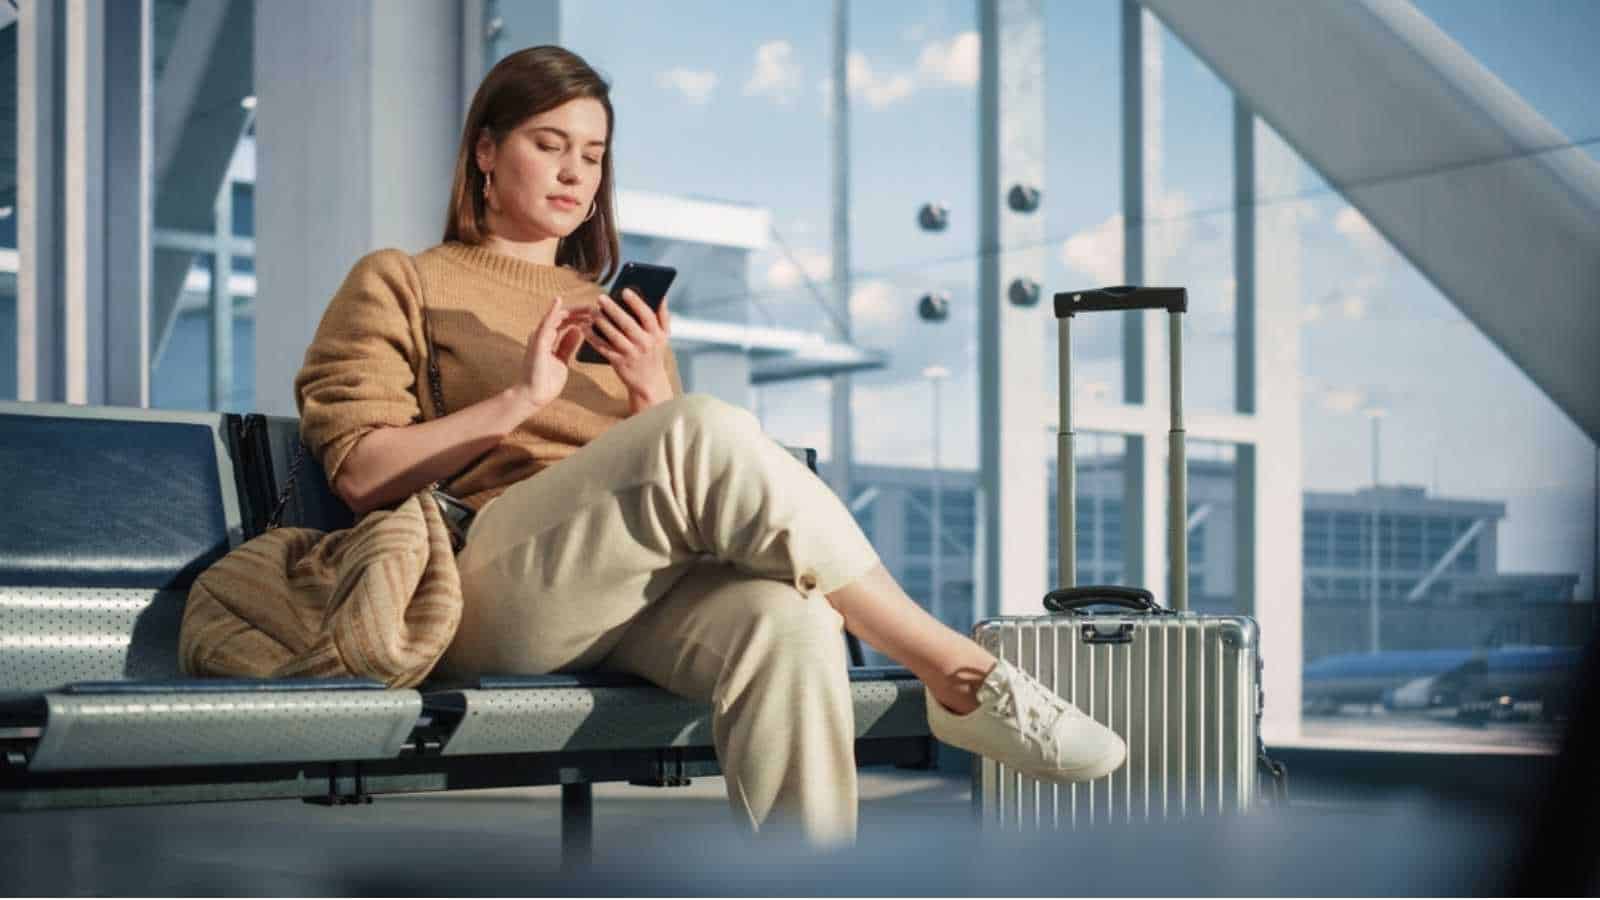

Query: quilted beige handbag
[178,490,463,688]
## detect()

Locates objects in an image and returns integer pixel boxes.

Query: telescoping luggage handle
[1052,285,1189,612]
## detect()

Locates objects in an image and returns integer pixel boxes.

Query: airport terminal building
[820,458,1589,667]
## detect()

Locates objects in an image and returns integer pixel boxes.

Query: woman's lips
[549,196,579,210]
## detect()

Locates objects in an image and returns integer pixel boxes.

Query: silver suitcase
[972,286,1282,828]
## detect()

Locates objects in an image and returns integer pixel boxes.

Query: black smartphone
[577,261,678,364]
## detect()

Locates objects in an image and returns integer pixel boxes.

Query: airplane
[1302,645,1582,720]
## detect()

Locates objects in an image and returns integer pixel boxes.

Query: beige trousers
[436,394,883,847]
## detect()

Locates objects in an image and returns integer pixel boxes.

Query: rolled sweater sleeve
[293,249,426,489]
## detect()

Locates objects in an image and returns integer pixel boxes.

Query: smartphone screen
[577,262,678,364]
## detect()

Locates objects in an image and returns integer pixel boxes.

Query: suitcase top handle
[1043,585,1170,615]
[1053,285,1187,318]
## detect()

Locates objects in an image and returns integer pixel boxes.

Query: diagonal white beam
[150,0,252,368]
[1142,0,1600,444]
[1407,517,1488,602]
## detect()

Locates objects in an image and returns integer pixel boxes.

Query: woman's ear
[474,129,496,175]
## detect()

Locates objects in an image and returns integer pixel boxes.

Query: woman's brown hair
[444,46,620,284]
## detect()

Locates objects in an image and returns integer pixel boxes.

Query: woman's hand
[585,288,674,414]
[516,297,594,413]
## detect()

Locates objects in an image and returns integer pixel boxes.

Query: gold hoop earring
[582,201,597,223]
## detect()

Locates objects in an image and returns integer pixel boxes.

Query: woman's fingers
[617,290,660,336]
[590,313,633,355]
[600,292,654,347]
[535,298,597,352]
[554,323,585,363]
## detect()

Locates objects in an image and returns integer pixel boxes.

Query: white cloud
[1147,191,1195,273]
[818,33,979,116]
[765,249,832,290]
[745,41,803,105]
[657,68,717,105]
[1059,195,1195,286]
[849,279,901,334]
[1322,389,1366,414]
[1060,213,1125,285]
[1334,205,1385,255]
[848,51,918,109]
[1288,198,1319,226]
[916,31,979,87]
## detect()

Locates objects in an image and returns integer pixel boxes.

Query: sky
[543,0,1600,598]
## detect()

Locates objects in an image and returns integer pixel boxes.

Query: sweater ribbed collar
[436,241,593,295]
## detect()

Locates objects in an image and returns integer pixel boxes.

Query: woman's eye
[585,158,601,166]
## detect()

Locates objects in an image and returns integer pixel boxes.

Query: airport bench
[0,400,935,859]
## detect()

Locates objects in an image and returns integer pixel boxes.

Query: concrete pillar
[978,0,1049,616]
[1251,118,1306,741]
[16,0,151,406]
[253,0,501,415]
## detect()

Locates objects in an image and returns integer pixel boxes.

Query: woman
[294,45,1124,847]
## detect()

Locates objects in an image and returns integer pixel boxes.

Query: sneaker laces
[980,663,1080,753]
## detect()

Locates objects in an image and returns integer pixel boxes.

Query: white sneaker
[926,658,1126,783]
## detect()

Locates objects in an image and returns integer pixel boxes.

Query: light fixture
[1007,183,1041,213]
[918,292,950,322]
[240,95,257,111]
[917,202,949,232]
[1008,276,1040,307]
[0,206,12,219]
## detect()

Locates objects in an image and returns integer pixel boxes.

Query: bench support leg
[561,783,594,869]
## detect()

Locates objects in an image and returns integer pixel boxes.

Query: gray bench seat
[0,400,935,839]
[25,679,418,773]
[424,666,928,757]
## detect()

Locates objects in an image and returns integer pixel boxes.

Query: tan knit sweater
[294,242,684,512]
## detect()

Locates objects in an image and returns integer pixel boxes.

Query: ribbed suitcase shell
[973,611,1261,827]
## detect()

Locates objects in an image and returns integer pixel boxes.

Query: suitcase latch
[1081,622,1135,644]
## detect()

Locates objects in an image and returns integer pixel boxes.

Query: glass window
[1048,432,1128,588]
[1289,128,1592,748]
[149,0,255,412]
[1045,0,1125,404]
[905,486,931,554]
[1155,25,1235,414]
[1185,439,1239,615]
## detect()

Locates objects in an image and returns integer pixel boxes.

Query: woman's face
[476,97,609,242]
